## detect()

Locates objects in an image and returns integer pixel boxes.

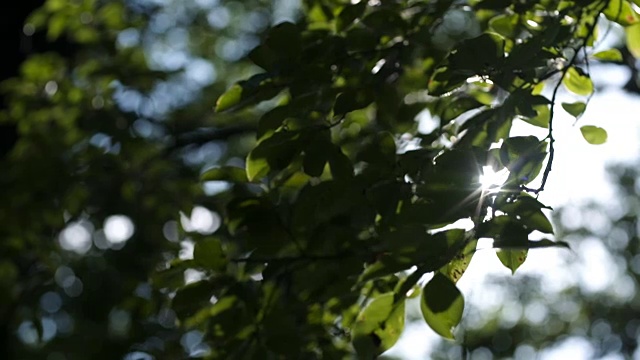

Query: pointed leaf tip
[201,166,249,183]
[215,85,242,112]
[561,102,586,118]
[593,49,623,62]
[497,249,528,274]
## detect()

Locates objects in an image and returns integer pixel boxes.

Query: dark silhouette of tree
[2,0,640,358]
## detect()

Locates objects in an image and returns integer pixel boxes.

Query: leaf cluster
[187,0,640,357]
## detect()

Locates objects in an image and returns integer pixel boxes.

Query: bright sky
[388,64,640,359]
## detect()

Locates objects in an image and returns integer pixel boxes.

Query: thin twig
[230,252,353,264]
[523,1,607,194]
[168,125,255,151]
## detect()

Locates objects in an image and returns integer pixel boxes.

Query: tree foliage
[2,0,640,359]
[428,161,640,358]
[205,0,632,356]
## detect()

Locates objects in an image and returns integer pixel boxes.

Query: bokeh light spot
[58,222,92,255]
[104,215,135,245]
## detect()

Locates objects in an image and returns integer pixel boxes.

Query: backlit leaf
[580,125,608,145]
[246,154,269,181]
[563,67,594,96]
[522,105,550,128]
[561,102,587,118]
[489,14,517,37]
[215,85,242,112]
[201,166,249,183]
[592,49,623,62]
[352,293,405,358]
[246,131,301,181]
[215,74,283,113]
[420,273,464,339]
[500,196,554,234]
[497,249,528,274]
[627,23,640,58]
[440,239,478,283]
[604,0,639,26]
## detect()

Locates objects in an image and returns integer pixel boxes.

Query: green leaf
[246,153,269,182]
[215,84,242,112]
[563,67,594,96]
[352,293,405,358]
[328,147,354,180]
[265,22,302,60]
[500,196,554,234]
[262,287,302,356]
[215,74,283,113]
[151,259,194,289]
[580,125,608,145]
[303,150,327,178]
[439,239,478,283]
[345,27,379,52]
[246,131,301,181]
[361,9,406,36]
[521,105,550,128]
[360,228,466,282]
[248,44,278,71]
[366,180,408,223]
[626,23,640,58]
[489,14,518,38]
[496,249,528,274]
[475,0,513,9]
[592,49,623,62]
[420,273,464,339]
[604,0,639,27]
[48,14,67,40]
[500,136,547,184]
[334,89,374,116]
[561,102,587,118]
[506,24,559,71]
[430,96,484,125]
[291,180,369,233]
[520,210,553,234]
[193,238,227,271]
[357,131,397,169]
[201,166,249,183]
[172,280,217,320]
[257,106,290,138]
[448,33,504,74]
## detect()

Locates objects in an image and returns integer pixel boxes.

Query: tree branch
[230,252,354,264]
[168,125,255,151]
[523,2,606,194]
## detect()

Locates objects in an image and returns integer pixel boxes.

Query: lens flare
[479,166,509,191]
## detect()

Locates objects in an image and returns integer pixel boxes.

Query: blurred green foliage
[1,0,639,359]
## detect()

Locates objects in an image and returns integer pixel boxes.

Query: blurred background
[3,0,640,359]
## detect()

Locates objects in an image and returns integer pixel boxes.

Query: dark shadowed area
[4,1,640,359]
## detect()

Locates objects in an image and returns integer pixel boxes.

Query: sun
[479,166,509,191]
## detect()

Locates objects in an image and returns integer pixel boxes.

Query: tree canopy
[426,160,640,358]
[2,0,640,359]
